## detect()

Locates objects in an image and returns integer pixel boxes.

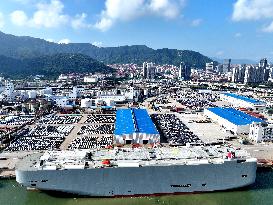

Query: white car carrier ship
[15,145,257,197]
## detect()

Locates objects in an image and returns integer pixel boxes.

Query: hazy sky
[0,0,273,61]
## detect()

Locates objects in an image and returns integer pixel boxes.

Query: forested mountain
[0,31,213,65]
[0,53,113,79]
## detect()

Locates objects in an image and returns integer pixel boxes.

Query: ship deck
[16,145,255,171]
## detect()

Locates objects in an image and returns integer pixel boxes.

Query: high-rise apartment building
[206,62,216,73]
[143,62,156,79]
[232,58,270,84]
[232,65,245,83]
[223,59,231,73]
[179,62,191,80]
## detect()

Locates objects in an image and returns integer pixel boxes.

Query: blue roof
[101,106,113,109]
[207,107,264,125]
[133,109,159,134]
[114,109,159,135]
[88,106,113,109]
[114,109,135,135]
[223,93,265,105]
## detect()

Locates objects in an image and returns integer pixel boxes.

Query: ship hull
[16,160,257,197]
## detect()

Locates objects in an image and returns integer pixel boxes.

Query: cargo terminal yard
[1,78,273,179]
[1,107,273,180]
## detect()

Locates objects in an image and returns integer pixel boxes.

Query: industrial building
[114,108,160,144]
[220,93,266,111]
[81,98,115,108]
[83,76,98,83]
[204,107,264,135]
[249,122,273,142]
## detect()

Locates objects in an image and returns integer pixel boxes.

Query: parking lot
[69,135,113,149]
[59,114,116,150]
[37,114,82,124]
[0,115,35,126]
[64,113,115,150]
[85,114,116,124]
[151,113,203,145]
[178,113,234,143]
[5,125,75,151]
[77,124,114,135]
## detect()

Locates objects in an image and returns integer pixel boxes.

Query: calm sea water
[1,169,273,205]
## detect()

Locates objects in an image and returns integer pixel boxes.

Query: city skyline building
[143,62,156,80]
[179,62,191,80]
[232,58,271,84]
[223,59,231,73]
[206,62,217,74]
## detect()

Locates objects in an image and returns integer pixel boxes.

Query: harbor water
[1,169,273,205]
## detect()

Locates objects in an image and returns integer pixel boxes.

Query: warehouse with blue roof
[114,108,160,144]
[204,107,265,135]
[220,93,266,111]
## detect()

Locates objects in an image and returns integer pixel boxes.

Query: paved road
[59,115,115,150]
[59,115,87,150]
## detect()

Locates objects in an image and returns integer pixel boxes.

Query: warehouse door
[126,139,132,144]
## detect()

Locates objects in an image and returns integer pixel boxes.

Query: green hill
[0,53,113,79]
[0,31,213,69]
